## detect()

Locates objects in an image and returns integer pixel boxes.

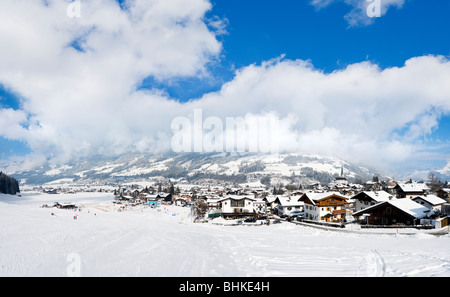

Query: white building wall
[221,198,254,214]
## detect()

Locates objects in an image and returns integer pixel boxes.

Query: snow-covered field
[1,192,449,277]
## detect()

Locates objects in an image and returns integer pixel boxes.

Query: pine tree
[0,172,20,195]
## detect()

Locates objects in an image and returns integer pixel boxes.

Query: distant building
[394,183,429,198]
[411,195,448,213]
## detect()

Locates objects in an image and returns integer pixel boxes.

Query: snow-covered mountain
[10,152,383,186]
[403,161,450,182]
[437,161,450,178]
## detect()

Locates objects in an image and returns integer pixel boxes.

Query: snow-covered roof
[396,183,429,193]
[263,195,278,203]
[354,199,429,219]
[411,195,447,206]
[363,191,393,202]
[157,192,171,197]
[217,195,256,202]
[389,199,429,219]
[303,192,348,202]
[276,196,304,207]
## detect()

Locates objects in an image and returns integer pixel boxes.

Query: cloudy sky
[0,0,449,176]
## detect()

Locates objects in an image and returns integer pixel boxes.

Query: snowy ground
[1,192,449,277]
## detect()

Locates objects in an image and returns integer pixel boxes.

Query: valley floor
[1,192,449,277]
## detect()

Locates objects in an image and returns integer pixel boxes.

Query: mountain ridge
[8,152,389,186]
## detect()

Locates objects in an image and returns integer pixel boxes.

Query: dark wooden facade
[354,201,419,226]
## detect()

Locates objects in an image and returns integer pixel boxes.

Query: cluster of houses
[114,177,450,228]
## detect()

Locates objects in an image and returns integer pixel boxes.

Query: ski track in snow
[0,192,449,277]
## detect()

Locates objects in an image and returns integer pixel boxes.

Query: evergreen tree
[0,172,20,195]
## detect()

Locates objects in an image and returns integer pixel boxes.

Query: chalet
[217,195,256,218]
[118,194,134,202]
[394,183,429,198]
[364,180,381,191]
[253,198,267,214]
[156,193,173,204]
[123,189,140,198]
[138,187,156,198]
[54,202,77,209]
[174,197,187,207]
[436,188,450,202]
[352,191,393,212]
[411,195,448,213]
[274,196,304,216]
[298,192,349,223]
[262,195,279,213]
[352,199,429,226]
[206,196,221,210]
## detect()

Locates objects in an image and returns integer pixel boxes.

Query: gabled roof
[353,199,429,219]
[411,195,446,206]
[300,192,348,205]
[157,192,171,197]
[217,195,256,202]
[353,191,393,202]
[263,195,278,203]
[275,196,304,207]
[395,183,429,193]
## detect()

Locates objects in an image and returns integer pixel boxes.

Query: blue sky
[0,0,449,176]
[139,0,450,100]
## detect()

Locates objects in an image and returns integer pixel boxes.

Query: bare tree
[190,199,208,220]
[428,172,443,193]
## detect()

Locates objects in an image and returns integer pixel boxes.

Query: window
[231,200,244,207]
[386,207,392,215]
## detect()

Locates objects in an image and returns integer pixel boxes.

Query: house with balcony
[298,192,349,222]
[217,195,256,218]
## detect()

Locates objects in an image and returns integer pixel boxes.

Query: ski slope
[0,192,449,277]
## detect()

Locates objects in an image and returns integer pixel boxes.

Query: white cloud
[0,0,449,175]
[189,55,450,171]
[0,0,221,164]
